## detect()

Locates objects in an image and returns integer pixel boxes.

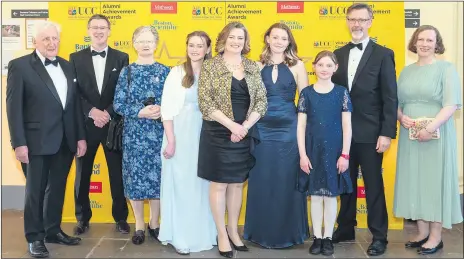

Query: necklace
[224,61,243,71]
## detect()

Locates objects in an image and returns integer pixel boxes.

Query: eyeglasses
[134,40,156,45]
[346,18,371,24]
[89,26,109,31]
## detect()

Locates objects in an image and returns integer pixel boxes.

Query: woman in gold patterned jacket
[197,22,267,258]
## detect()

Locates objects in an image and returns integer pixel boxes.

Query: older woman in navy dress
[114,26,169,245]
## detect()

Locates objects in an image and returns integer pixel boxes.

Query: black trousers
[336,142,388,241]
[24,139,74,242]
[74,137,127,223]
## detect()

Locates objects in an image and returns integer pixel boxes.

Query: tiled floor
[1,210,462,258]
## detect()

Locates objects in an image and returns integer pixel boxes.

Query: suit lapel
[82,48,100,95]
[58,58,73,110]
[341,46,350,89]
[30,52,62,106]
[352,40,374,87]
[101,47,115,94]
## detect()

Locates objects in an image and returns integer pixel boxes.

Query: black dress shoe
[147,223,160,241]
[74,221,89,235]
[367,240,387,256]
[132,230,145,245]
[309,237,322,255]
[227,233,248,251]
[332,228,355,243]
[321,238,334,256]
[217,236,233,258]
[116,220,130,234]
[45,231,81,246]
[28,241,49,258]
[418,241,443,255]
[405,236,429,248]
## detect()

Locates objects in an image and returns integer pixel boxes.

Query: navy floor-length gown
[244,63,310,248]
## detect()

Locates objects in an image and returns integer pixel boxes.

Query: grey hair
[34,20,61,39]
[132,26,159,44]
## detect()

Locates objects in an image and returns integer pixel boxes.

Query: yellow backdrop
[46,1,404,229]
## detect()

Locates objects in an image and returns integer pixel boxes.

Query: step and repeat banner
[24,1,406,229]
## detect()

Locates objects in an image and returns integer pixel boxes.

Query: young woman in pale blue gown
[159,31,217,255]
[394,25,462,255]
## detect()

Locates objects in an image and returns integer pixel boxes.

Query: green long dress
[393,60,463,229]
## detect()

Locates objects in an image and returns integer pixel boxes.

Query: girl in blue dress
[296,50,353,256]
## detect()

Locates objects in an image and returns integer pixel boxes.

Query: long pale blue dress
[159,75,217,252]
[113,62,169,200]
[244,63,310,248]
[393,60,463,229]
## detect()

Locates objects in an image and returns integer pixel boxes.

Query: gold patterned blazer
[198,55,268,121]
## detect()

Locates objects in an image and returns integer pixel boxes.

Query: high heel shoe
[147,223,160,242]
[226,231,249,252]
[217,236,233,258]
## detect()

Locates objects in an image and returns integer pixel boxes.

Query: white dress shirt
[36,50,68,108]
[347,37,370,91]
[91,46,108,94]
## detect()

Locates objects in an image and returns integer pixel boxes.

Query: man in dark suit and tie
[70,14,130,235]
[6,21,87,258]
[331,3,398,256]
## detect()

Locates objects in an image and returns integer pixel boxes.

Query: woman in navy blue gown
[244,23,310,248]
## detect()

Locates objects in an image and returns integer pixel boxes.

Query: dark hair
[182,31,212,88]
[87,14,111,29]
[407,25,445,54]
[347,3,374,19]
[215,22,251,55]
[312,50,338,65]
[260,23,300,67]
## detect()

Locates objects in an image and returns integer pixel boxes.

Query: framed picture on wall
[26,18,47,49]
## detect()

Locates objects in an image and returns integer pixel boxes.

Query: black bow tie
[92,50,106,58]
[44,58,58,67]
[349,42,363,50]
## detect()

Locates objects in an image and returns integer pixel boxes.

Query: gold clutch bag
[409,117,440,140]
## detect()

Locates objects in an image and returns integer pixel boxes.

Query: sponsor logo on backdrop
[226,4,262,20]
[151,20,177,31]
[75,36,91,52]
[357,204,368,214]
[277,2,304,13]
[68,6,99,19]
[114,40,131,49]
[357,186,366,198]
[101,4,137,25]
[92,163,101,175]
[313,41,332,48]
[280,20,303,30]
[90,200,103,209]
[319,4,390,20]
[151,2,177,14]
[192,5,224,20]
[89,182,102,193]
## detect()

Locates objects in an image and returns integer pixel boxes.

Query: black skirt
[197,77,259,183]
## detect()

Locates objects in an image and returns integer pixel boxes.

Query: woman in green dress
[394,25,463,255]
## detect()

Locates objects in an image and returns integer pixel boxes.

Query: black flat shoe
[132,230,145,245]
[418,241,443,255]
[309,237,322,255]
[45,231,81,246]
[147,223,160,241]
[367,240,387,256]
[405,236,429,248]
[116,220,130,234]
[321,238,334,256]
[28,241,49,258]
[73,221,89,235]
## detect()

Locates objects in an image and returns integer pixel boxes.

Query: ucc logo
[114,41,131,47]
[192,6,223,16]
[319,6,348,15]
[68,7,97,16]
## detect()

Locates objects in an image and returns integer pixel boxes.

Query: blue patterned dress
[296,85,353,197]
[114,62,170,200]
